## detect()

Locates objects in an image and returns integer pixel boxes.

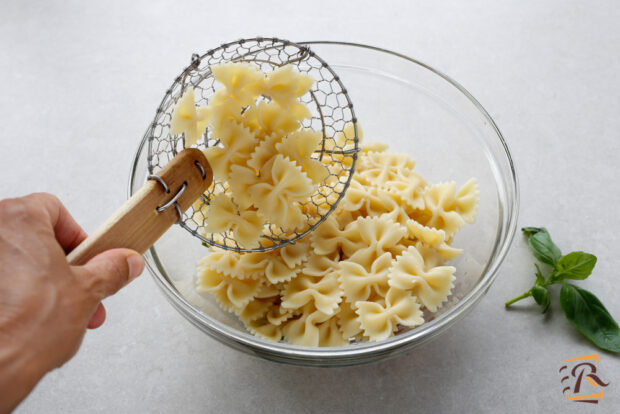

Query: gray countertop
[1,1,619,412]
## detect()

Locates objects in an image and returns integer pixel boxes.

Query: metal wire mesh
[145,38,358,252]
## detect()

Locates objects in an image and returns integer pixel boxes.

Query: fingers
[73,248,145,302]
[88,303,107,329]
[23,193,87,253]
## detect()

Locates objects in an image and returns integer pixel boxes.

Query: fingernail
[127,253,145,280]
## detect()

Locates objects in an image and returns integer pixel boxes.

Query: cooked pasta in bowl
[130,41,519,366]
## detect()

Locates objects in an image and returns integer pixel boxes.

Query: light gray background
[1,0,619,413]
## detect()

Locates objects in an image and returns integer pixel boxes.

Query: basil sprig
[505,227,620,353]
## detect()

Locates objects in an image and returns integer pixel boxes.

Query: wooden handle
[67,148,212,266]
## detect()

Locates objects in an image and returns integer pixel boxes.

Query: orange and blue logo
[560,354,610,404]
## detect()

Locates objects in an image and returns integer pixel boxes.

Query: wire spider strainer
[145,38,359,253]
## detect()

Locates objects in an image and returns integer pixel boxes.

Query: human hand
[0,193,144,413]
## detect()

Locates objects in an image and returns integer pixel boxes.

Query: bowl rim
[130,40,520,364]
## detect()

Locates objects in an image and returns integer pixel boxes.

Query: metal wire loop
[147,174,170,193]
[194,160,207,179]
[173,203,183,224]
[156,182,187,213]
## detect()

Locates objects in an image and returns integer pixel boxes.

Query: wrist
[0,334,48,413]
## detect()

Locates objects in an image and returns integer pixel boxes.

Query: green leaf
[552,252,597,281]
[560,283,620,353]
[527,229,562,266]
[522,227,543,237]
[531,285,550,313]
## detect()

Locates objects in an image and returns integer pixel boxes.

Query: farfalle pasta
[339,253,392,303]
[170,88,210,147]
[194,120,480,346]
[356,287,423,341]
[248,154,314,230]
[281,271,342,315]
[170,62,327,248]
[204,195,263,249]
[388,245,456,312]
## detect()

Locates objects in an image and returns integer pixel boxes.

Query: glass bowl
[129,41,519,367]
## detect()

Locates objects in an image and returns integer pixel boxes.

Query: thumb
[73,248,145,300]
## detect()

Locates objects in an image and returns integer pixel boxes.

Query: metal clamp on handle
[146,160,207,223]
[147,174,187,223]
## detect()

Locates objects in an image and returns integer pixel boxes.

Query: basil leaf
[560,283,620,353]
[527,229,562,266]
[522,227,543,237]
[531,285,550,313]
[553,252,597,281]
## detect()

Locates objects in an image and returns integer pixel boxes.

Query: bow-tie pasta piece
[373,191,411,225]
[340,180,404,223]
[246,317,284,342]
[356,162,408,189]
[356,287,423,341]
[275,130,329,184]
[340,178,374,212]
[265,259,301,285]
[310,216,347,256]
[256,282,283,299]
[205,89,245,137]
[204,195,264,249]
[318,316,349,347]
[203,120,257,180]
[281,271,343,315]
[279,237,312,269]
[170,87,210,147]
[243,101,311,138]
[334,209,357,230]
[235,252,270,277]
[414,182,466,237]
[252,65,314,109]
[266,304,298,326]
[455,178,480,223]
[435,242,464,261]
[227,165,260,210]
[339,252,393,303]
[358,151,415,172]
[341,216,407,268]
[211,63,264,106]
[233,212,266,249]
[282,305,333,347]
[196,263,262,311]
[304,252,340,277]
[249,155,314,230]
[388,245,455,312]
[242,251,300,284]
[265,255,300,284]
[200,250,245,279]
[383,170,427,211]
[413,242,446,270]
[336,301,363,340]
[247,132,285,171]
[238,297,277,324]
[406,220,446,248]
